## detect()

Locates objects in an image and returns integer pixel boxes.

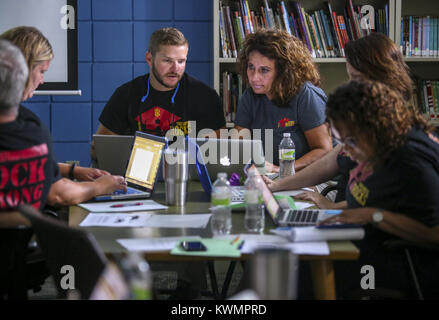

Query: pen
[238,240,245,250]
[230,236,240,245]
[110,202,143,208]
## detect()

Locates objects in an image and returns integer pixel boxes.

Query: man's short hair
[0,39,29,115]
[148,27,188,56]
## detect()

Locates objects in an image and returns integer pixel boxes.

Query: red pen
[110,202,143,208]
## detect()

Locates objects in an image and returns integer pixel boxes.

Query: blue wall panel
[37,0,213,166]
[92,0,132,20]
[53,143,92,167]
[133,0,173,20]
[175,0,211,21]
[93,63,133,101]
[51,103,92,141]
[93,22,133,62]
[21,103,51,130]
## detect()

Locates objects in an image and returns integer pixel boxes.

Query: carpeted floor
[28,261,244,300]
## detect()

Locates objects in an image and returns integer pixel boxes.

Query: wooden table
[70,181,359,300]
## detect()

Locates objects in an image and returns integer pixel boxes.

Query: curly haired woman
[321,80,439,298]
[233,29,332,170]
[265,32,418,209]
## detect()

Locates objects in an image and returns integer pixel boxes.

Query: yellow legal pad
[171,239,243,258]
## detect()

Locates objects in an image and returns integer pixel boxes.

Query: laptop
[93,134,134,176]
[187,137,265,202]
[188,138,265,181]
[255,171,342,227]
[94,131,167,201]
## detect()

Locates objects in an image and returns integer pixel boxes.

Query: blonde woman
[234,29,332,170]
[0,26,109,182]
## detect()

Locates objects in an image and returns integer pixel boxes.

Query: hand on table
[318,208,374,226]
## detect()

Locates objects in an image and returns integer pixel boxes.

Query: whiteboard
[0,0,78,92]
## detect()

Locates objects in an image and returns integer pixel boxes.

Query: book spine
[336,15,348,47]
[347,0,359,39]
[233,11,243,51]
[219,6,231,58]
[329,4,345,56]
[314,11,329,58]
[307,13,321,57]
[280,1,292,35]
[240,0,250,35]
[409,16,413,56]
[320,10,335,56]
[294,2,313,54]
[343,8,354,41]
[302,9,316,57]
[224,6,237,58]
[245,0,255,34]
[260,6,268,29]
[289,11,299,38]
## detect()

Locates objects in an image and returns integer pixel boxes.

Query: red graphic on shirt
[277,117,295,128]
[135,107,181,133]
[348,161,374,190]
[0,143,49,210]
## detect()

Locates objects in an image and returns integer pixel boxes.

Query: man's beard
[151,63,181,89]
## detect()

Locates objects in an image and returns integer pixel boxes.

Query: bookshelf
[213,0,395,125]
[393,0,439,126]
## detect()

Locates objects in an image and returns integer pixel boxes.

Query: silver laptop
[256,172,342,227]
[189,138,265,182]
[93,135,134,176]
[94,132,167,201]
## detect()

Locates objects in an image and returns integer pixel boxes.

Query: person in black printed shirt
[0,38,127,211]
[92,27,225,159]
[319,80,439,298]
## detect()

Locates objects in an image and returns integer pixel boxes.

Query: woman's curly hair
[238,29,320,106]
[326,80,432,163]
[345,33,413,101]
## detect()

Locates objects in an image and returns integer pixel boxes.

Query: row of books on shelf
[221,71,245,122]
[219,0,389,59]
[401,16,439,57]
[413,79,439,120]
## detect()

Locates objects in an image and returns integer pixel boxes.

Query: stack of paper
[271,226,365,242]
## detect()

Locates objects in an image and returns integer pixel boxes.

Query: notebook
[186,137,265,202]
[94,131,167,201]
[256,171,342,227]
[93,134,134,176]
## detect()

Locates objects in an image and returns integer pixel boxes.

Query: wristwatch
[68,163,76,180]
[372,211,384,226]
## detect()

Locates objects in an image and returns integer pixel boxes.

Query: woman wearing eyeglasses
[317,80,439,297]
[264,32,416,209]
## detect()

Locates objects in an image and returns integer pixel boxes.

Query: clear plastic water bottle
[279,132,295,179]
[122,252,153,300]
[210,172,232,235]
[244,170,265,233]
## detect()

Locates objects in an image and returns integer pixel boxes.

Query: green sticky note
[171,239,242,258]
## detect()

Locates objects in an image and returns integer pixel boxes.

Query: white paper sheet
[274,188,314,197]
[78,200,168,212]
[144,214,212,229]
[294,201,315,210]
[117,236,201,252]
[270,226,365,242]
[80,213,153,227]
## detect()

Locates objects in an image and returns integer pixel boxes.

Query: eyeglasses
[331,132,357,149]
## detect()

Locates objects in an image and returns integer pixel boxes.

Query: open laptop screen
[124,133,166,190]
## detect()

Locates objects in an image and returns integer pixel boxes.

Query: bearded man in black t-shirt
[92,27,226,160]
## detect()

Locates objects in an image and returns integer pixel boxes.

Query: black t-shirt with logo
[99,73,226,137]
[0,113,61,211]
[346,127,439,227]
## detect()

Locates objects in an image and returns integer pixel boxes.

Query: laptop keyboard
[282,209,320,226]
[230,187,245,202]
[112,187,142,195]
